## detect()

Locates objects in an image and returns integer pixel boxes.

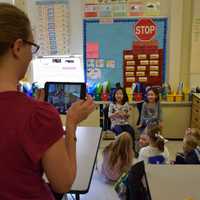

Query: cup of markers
[133,83,143,102]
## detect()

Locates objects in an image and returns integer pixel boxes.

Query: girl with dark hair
[108,87,135,147]
[137,87,163,132]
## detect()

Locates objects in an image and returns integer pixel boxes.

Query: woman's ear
[11,39,23,59]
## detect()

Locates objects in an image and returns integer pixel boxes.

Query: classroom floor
[66,138,183,200]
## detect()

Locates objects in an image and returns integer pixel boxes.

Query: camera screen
[46,83,83,114]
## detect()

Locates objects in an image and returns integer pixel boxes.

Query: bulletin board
[83,17,168,87]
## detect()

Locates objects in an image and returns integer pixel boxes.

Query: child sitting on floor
[135,132,150,158]
[175,128,200,164]
[138,125,169,164]
[138,132,150,149]
[101,132,134,182]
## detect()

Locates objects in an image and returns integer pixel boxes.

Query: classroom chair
[127,161,151,200]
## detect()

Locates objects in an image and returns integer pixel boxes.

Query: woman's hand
[66,94,95,127]
[136,124,143,128]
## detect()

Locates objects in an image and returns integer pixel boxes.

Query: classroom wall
[10,0,198,89]
[0,0,13,3]
[190,0,200,88]
[180,0,192,88]
[166,0,192,90]
[67,0,193,89]
[71,0,192,90]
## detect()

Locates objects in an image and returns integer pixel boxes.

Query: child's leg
[122,124,135,138]
[112,125,123,136]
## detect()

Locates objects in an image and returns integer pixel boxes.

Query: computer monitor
[31,55,85,87]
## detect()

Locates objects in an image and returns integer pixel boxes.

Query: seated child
[175,128,200,164]
[138,125,169,164]
[135,129,150,157]
[101,132,134,182]
[135,123,158,157]
[108,87,135,143]
[138,132,150,149]
[137,87,163,132]
[185,127,200,140]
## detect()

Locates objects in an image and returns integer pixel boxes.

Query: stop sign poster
[135,18,157,41]
[84,17,168,87]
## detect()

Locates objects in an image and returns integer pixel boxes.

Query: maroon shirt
[0,91,64,200]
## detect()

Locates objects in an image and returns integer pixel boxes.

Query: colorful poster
[84,3,98,17]
[84,18,167,86]
[99,4,112,17]
[35,1,70,56]
[143,0,160,16]
[87,68,102,79]
[134,18,157,41]
[112,3,127,17]
[106,60,115,68]
[128,2,144,16]
[87,59,96,68]
[86,42,100,59]
[96,59,105,68]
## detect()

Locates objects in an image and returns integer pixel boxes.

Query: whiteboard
[32,55,85,87]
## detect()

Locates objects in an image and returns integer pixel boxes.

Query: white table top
[70,126,102,194]
[145,164,200,200]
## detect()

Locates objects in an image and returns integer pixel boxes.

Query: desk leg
[75,193,80,200]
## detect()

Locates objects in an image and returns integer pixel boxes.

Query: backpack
[127,161,151,200]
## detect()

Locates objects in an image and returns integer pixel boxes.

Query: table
[145,164,200,200]
[69,126,102,200]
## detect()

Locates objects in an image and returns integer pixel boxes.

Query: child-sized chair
[102,104,115,140]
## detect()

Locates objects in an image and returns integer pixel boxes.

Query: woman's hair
[147,125,165,152]
[0,3,30,56]
[145,87,160,103]
[112,87,128,104]
[103,132,133,170]
[183,135,199,155]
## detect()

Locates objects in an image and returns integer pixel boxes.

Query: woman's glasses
[23,39,40,54]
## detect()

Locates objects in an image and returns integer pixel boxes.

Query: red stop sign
[134,18,157,41]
